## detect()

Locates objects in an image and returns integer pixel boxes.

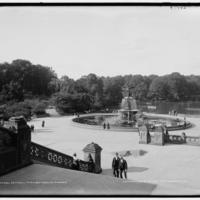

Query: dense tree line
[0,60,56,119]
[0,59,57,103]
[1,59,200,116]
[53,73,200,114]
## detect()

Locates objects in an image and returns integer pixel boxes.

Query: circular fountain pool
[72,113,192,132]
[72,87,192,132]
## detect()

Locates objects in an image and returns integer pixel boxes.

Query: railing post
[83,142,102,173]
[181,132,186,143]
[139,124,150,144]
[8,116,31,166]
[151,126,165,146]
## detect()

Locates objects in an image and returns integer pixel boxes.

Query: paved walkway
[0,164,156,195]
[25,111,200,195]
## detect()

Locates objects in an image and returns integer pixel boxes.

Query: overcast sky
[0,6,200,79]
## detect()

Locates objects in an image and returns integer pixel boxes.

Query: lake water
[138,101,200,116]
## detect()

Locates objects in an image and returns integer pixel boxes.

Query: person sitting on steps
[72,153,79,170]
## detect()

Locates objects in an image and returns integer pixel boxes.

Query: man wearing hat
[112,152,120,177]
[119,155,128,179]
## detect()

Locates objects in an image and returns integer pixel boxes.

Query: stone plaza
[0,109,199,195]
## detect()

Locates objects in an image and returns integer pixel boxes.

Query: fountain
[118,86,142,126]
[72,86,191,131]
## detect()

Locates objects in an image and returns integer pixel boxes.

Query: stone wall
[0,117,31,176]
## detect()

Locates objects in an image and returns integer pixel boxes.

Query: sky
[0,6,200,79]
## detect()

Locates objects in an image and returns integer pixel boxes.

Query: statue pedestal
[151,126,165,146]
[139,125,150,144]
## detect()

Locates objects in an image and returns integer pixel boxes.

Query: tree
[1,81,24,102]
[0,59,58,103]
[54,92,93,114]
[48,78,61,94]
[102,76,124,108]
[76,74,104,110]
[32,102,47,116]
[148,76,171,100]
[165,72,188,101]
[124,75,149,100]
[3,102,32,120]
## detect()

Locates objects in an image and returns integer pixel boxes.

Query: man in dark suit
[112,152,120,177]
[119,155,128,179]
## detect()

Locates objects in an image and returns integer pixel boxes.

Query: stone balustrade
[139,124,200,146]
[30,142,94,173]
[0,116,102,176]
[185,136,200,146]
[165,135,185,144]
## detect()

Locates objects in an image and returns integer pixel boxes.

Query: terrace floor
[1,109,200,195]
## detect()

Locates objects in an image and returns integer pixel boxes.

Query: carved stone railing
[164,134,200,146]
[185,136,200,146]
[0,116,99,176]
[165,135,185,144]
[30,142,94,173]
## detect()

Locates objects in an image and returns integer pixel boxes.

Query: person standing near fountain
[107,122,110,130]
[42,120,45,127]
[103,122,106,129]
[112,152,120,178]
[119,155,128,179]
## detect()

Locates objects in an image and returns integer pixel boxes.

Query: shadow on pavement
[102,166,148,177]
[0,164,156,195]
[112,149,148,157]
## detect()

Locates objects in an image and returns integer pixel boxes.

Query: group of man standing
[112,152,128,179]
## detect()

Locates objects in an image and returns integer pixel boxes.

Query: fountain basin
[72,113,192,132]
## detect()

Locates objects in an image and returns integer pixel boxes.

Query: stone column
[139,124,150,144]
[151,126,165,146]
[83,142,102,173]
[181,132,186,143]
[9,116,31,165]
